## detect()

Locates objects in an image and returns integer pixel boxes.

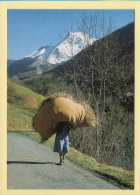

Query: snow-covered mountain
[8,32,96,79]
[26,45,54,60]
[26,32,96,65]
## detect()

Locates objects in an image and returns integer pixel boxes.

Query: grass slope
[7,80,44,130]
[8,80,44,109]
[8,103,34,130]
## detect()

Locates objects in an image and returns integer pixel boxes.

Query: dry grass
[36,92,97,127]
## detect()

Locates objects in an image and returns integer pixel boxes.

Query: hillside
[49,22,134,74]
[7,60,16,67]
[49,22,134,82]
[7,80,44,130]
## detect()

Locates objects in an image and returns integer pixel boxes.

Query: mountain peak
[38,46,45,51]
[26,32,96,65]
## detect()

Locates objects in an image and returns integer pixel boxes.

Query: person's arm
[69,124,77,131]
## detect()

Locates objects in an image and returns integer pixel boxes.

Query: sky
[7,9,134,60]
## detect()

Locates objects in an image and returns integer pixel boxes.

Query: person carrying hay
[53,121,77,165]
[33,93,97,164]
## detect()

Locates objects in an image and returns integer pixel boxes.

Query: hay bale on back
[33,92,97,141]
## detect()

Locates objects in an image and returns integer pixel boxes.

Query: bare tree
[67,13,134,170]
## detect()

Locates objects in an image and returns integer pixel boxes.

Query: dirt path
[7,131,120,189]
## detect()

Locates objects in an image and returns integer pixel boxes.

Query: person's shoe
[63,156,65,163]
[60,158,63,165]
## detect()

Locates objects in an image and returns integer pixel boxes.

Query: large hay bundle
[33,93,97,141]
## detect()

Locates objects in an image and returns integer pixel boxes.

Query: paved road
[7,131,120,189]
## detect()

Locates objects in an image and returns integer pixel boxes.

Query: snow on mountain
[25,45,54,59]
[47,32,96,64]
[26,32,96,65]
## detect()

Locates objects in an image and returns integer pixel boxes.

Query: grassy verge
[8,129,134,189]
